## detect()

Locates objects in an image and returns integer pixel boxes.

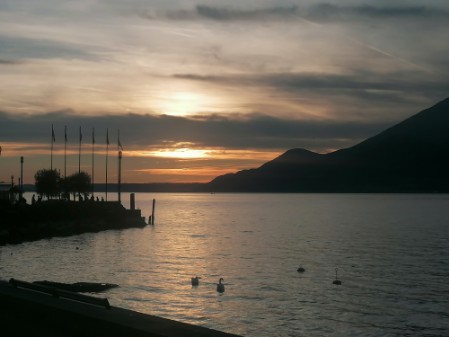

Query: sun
[150,148,209,159]
[161,91,212,116]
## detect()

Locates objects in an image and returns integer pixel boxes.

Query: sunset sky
[1,0,449,184]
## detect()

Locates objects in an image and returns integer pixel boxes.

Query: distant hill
[207,97,449,192]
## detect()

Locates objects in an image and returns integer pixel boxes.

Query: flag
[51,124,56,142]
[79,126,82,142]
[106,128,110,145]
[118,129,123,151]
[64,125,67,143]
[92,127,95,145]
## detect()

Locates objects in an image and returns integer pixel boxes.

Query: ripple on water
[2,193,449,337]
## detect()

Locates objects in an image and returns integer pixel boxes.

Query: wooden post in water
[151,198,156,225]
[130,193,135,211]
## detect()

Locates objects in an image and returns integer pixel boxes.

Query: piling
[151,198,156,225]
[130,193,135,211]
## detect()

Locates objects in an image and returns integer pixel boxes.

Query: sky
[1,0,449,184]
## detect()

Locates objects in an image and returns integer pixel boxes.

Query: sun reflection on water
[1,193,449,337]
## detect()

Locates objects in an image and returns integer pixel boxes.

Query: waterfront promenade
[0,279,242,337]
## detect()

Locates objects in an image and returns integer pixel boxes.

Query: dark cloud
[0,35,99,61]
[194,5,297,21]
[147,5,299,21]
[264,72,449,98]
[174,71,449,104]
[0,59,24,65]
[0,110,393,153]
[307,4,449,22]
[149,4,449,22]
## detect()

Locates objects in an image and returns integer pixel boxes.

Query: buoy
[333,267,342,285]
[151,199,156,225]
[297,266,305,273]
[217,278,225,293]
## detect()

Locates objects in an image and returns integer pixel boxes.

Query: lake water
[1,193,449,336]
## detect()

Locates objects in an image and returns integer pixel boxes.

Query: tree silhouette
[34,169,60,199]
[62,172,91,200]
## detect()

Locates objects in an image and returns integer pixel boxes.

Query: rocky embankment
[0,200,147,245]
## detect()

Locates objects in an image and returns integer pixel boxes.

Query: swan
[191,276,200,286]
[333,268,342,285]
[297,266,305,273]
[216,278,225,293]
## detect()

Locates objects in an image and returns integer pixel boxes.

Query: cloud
[306,4,449,22]
[194,5,297,21]
[174,70,449,104]
[0,109,394,154]
[0,35,99,61]
[145,3,449,23]
[0,59,24,65]
[140,5,299,21]
[263,72,449,96]
[1,0,448,151]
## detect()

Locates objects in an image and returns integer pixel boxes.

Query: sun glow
[132,167,236,183]
[131,148,281,161]
[159,91,218,116]
[146,148,209,159]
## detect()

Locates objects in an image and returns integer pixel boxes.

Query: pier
[0,198,147,245]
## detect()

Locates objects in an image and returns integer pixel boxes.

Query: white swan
[216,278,225,293]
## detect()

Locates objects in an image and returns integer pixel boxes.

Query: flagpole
[78,126,82,174]
[106,128,109,201]
[51,124,55,170]
[64,126,67,178]
[92,127,95,196]
[117,129,122,203]
[20,156,24,194]
[118,149,122,204]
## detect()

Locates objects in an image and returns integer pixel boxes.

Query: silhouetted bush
[62,172,91,200]
[34,169,60,199]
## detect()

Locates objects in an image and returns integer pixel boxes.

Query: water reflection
[1,193,449,337]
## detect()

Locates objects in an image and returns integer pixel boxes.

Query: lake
[1,193,449,336]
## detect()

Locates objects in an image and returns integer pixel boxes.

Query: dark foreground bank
[0,200,147,245]
[0,279,242,337]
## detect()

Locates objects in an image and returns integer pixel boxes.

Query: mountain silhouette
[207,97,449,192]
